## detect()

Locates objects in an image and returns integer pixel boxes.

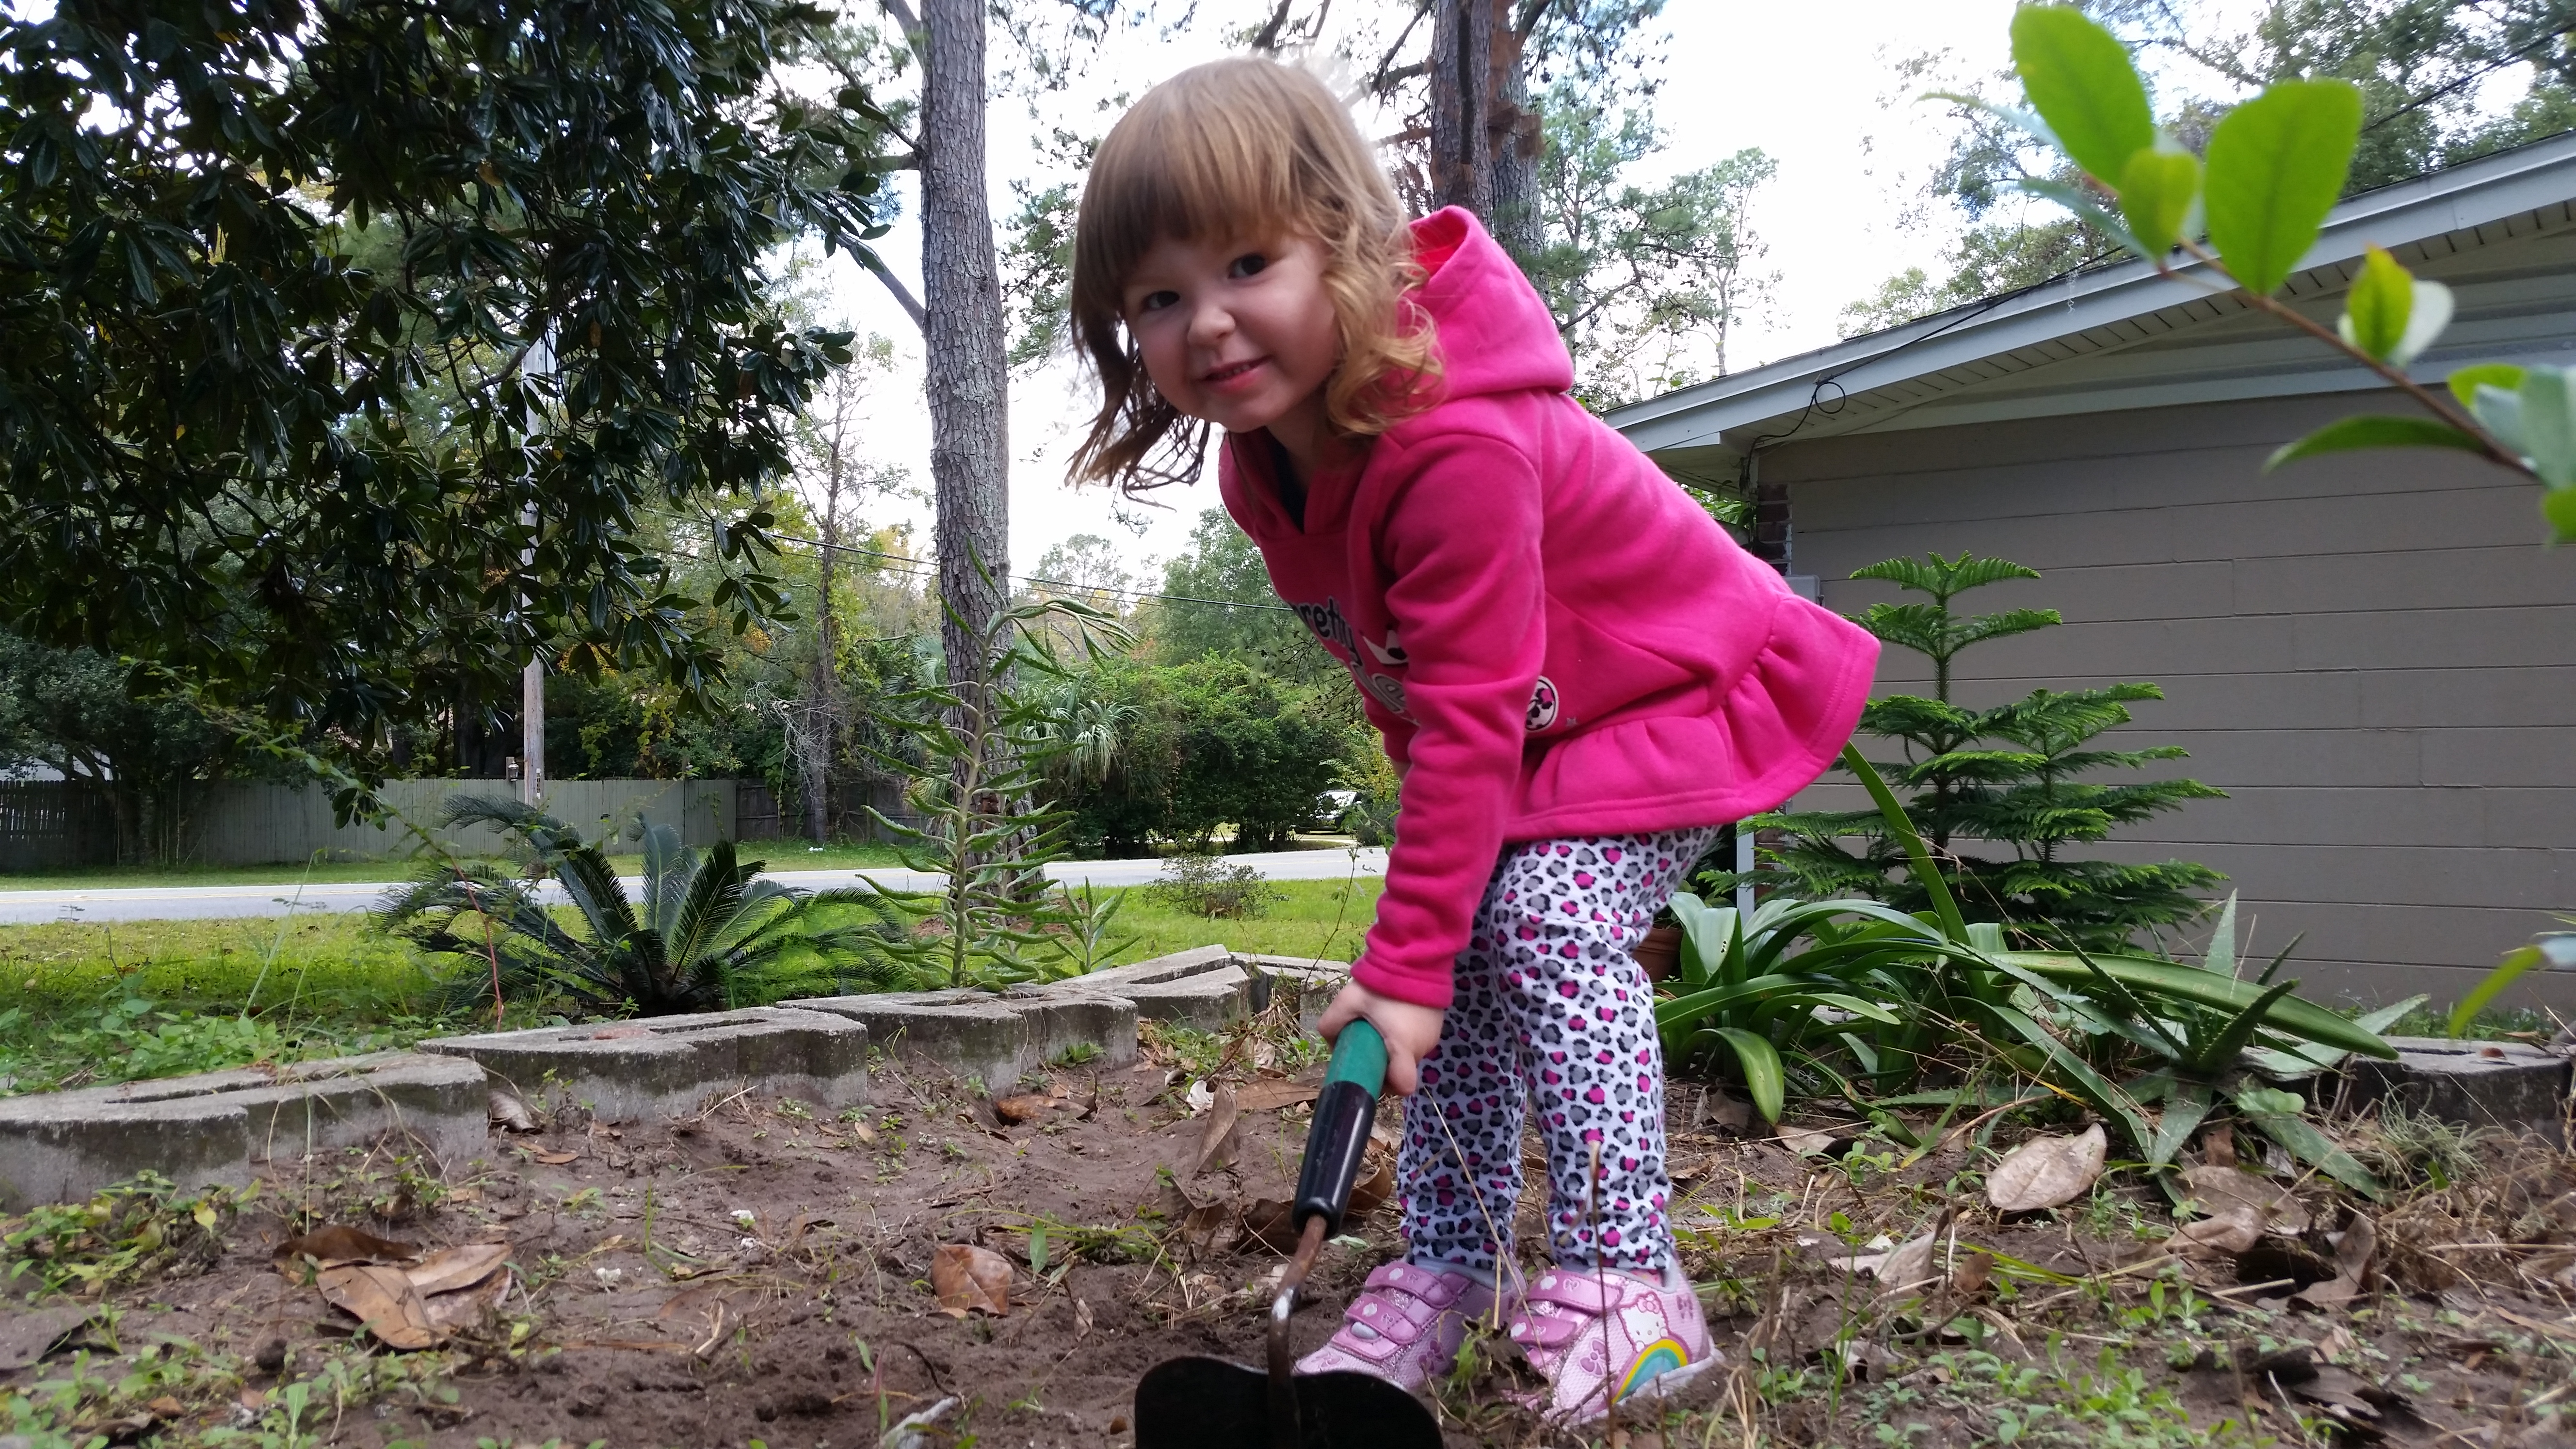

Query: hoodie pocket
[1532,597,1705,735]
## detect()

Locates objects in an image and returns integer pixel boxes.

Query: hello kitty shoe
[1295,1260,1500,1391]
[1506,1261,1718,1422]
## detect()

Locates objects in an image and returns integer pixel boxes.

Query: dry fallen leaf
[316,1264,439,1349]
[530,1148,579,1166]
[1074,1298,1095,1336]
[404,1243,510,1298]
[274,1225,419,1271]
[422,1269,509,1335]
[1234,1080,1320,1113]
[993,1094,1064,1125]
[930,1243,1011,1318]
[1347,1154,1396,1220]
[2180,1166,2310,1235]
[487,1090,537,1132]
[1185,1079,1216,1115]
[1778,1126,1840,1157]
[1876,1233,1941,1298]
[2174,1206,2265,1257]
[1192,1084,1242,1176]
[1241,1198,1301,1255]
[1950,1250,1994,1297]
[1986,1124,2106,1212]
[1179,1200,1238,1254]
[2295,1210,2379,1308]
[848,1117,877,1144]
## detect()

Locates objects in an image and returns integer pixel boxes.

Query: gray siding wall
[180,779,740,867]
[1766,389,2572,1012]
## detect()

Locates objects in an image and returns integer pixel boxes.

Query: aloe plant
[2450,918,2576,1037]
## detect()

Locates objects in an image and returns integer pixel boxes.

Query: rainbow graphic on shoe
[1617,1337,1690,1400]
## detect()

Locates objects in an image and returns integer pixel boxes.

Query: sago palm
[379,796,911,1018]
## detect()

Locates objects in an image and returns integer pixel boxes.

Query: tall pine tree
[1761,553,2226,951]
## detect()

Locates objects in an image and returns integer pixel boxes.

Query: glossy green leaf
[2147,1079,2214,1169]
[2011,6,2155,184]
[2448,362,2527,409]
[1713,1027,1786,1125]
[2118,147,2201,257]
[2451,936,2576,1036]
[2017,176,2149,260]
[2232,1086,2383,1198]
[2337,245,2414,360]
[2521,367,2576,488]
[2264,414,2486,473]
[1998,951,2397,1058]
[2203,80,2363,296]
[1843,744,1970,943]
[2544,483,2576,541]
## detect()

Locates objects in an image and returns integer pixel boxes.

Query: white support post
[518,331,554,807]
[1734,822,1755,915]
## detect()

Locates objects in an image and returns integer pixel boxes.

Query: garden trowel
[1132,1018,1443,1449]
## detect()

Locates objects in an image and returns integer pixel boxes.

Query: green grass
[1107,875,1379,965]
[0,877,1380,1095]
[0,838,909,891]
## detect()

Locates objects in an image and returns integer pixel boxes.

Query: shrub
[1746,552,2225,951]
[1148,854,1284,918]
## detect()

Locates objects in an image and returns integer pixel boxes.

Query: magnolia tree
[1988,6,2576,542]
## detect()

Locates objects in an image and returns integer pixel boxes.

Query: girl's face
[1121,231,1340,447]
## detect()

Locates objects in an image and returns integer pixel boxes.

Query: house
[1606,132,2576,1011]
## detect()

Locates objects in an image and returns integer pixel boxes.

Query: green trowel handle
[1291,1019,1388,1239]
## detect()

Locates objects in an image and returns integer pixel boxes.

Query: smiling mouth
[1203,358,1266,385]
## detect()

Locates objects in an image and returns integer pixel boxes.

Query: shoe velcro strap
[1507,1311,1585,1349]
[1346,1290,1432,1343]
[1366,1261,1467,1308]
[1523,1272,1622,1314]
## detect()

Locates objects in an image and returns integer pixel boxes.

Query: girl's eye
[1228,253,1269,279]
[1136,289,1179,313]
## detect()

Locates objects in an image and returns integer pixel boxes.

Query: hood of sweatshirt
[1407,207,1575,405]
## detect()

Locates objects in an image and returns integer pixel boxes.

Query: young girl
[1067,59,1878,1420]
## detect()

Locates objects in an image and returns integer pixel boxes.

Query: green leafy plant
[1980,5,2576,539]
[1655,891,1935,1124]
[379,796,907,1017]
[855,580,1128,990]
[2026,895,2420,1194]
[1729,747,2400,1182]
[1754,551,2224,950]
[4,1172,250,1300]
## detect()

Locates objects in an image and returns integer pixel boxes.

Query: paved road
[0,847,1392,924]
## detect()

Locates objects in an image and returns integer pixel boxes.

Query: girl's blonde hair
[1066,57,1440,493]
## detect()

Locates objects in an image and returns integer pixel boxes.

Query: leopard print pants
[1398,826,1720,1275]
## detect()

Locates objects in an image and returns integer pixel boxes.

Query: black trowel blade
[1133,1355,1443,1449]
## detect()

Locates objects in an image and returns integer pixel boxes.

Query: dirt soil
[6,1027,2575,1449]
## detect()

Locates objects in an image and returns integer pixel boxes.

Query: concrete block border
[786,946,1348,1090]
[2338,1035,2570,1137]
[0,1051,486,1213]
[419,1007,869,1124]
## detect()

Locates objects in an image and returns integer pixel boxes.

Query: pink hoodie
[1218,208,1879,1009]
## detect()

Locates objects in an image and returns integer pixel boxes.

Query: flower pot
[1633,924,1682,983]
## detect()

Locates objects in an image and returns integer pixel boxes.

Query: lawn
[0,878,1378,1095]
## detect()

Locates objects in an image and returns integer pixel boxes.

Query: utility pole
[519,332,554,807]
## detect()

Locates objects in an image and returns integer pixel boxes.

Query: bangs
[1074,62,1326,307]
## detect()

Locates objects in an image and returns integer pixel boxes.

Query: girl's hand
[1318,981,1446,1096]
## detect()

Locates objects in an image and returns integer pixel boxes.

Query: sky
[798,0,2026,590]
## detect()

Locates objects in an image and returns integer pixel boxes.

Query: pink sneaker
[1507,1262,1717,1422]
[1295,1260,1500,1390]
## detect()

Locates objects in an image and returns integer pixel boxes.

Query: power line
[759,521,1304,615]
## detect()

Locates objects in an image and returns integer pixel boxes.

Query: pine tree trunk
[1429,0,1542,274]
[919,0,1009,708]
[1485,7,1542,269]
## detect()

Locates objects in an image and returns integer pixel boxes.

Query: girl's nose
[1185,297,1233,348]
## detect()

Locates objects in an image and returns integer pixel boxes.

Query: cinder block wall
[1767,389,2574,1011]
